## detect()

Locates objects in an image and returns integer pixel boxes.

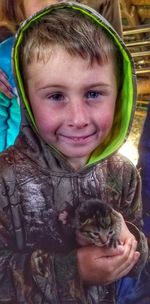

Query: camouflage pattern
[0,124,148,303]
[0,1,147,303]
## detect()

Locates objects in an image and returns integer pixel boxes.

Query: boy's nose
[67,102,89,128]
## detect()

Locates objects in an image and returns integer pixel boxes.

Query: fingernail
[128,238,132,245]
[117,245,124,252]
[134,251,140,260]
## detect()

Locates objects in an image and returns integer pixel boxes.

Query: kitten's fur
[74,199,122,248]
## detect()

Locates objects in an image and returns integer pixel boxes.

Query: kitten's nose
[100,235,108,245]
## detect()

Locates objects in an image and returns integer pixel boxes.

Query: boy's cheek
[99,113,114,134]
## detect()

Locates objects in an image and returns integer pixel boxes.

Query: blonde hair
[20,8,122,78]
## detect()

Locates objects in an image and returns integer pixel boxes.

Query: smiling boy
[26,47,117,170]
[0,2,148,303]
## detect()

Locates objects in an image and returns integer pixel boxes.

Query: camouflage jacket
[0,126,148,304]
[0,2,148,303]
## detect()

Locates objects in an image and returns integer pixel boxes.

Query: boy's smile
[26,47,118,169]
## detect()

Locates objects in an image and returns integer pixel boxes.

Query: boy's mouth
[58,132,97,143]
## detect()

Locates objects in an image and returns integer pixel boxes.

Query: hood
[13,1,136,167]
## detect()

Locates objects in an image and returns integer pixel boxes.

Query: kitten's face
[75,200,121,248]
[77,213,115,247]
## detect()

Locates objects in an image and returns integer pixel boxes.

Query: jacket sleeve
[0,158,86,304]
[86,0,122,36]
[121,162,149,277]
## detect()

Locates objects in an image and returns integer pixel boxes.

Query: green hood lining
[13,2,136,166]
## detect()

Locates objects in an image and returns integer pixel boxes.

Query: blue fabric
[0,36,15,87]
[0,37,21,151]
[138,104,150,236]
[116,258,150,304]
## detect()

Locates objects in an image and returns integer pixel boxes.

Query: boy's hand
[117,211,137,244]
[0,68,14,98]
[77,238,140,285]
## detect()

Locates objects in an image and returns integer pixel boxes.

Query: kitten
[74,199,122,248]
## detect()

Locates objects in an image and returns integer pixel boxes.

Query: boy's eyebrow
[82,83,113,89]
[36,82,113,91]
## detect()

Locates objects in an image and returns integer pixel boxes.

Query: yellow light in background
[119,139,138,166]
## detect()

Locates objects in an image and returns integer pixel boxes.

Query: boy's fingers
[116,257,138,279]
[117,250,140,279]
[114,239,140,276]
[104,240,139,282]
[95,245,124,259]
[105,238,135,269]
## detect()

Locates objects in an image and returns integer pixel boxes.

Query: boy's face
[26,47,117,169]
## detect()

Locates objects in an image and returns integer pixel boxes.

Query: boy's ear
[83,0,123,36]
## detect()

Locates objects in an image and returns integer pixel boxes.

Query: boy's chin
[55,145,97,159]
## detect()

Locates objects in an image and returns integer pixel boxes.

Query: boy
[0,2,148,303]
[0,0,122,152]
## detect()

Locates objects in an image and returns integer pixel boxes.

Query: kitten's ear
[111,209,122,223]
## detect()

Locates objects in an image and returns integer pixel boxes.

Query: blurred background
[119,0,150,164]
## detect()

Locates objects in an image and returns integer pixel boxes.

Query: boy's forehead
[25,47,117,92]
[25,44,115,76]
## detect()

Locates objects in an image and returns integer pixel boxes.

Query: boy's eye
[47,93,64,102]
[85,91,102,100]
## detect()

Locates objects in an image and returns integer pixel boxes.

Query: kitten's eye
[109,229,114,235]
[93,232,99,236]
[82,230,90,237]
[90,232,99,238]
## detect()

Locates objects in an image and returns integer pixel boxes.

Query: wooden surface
[120,0,150,113]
